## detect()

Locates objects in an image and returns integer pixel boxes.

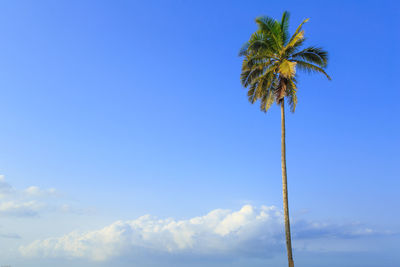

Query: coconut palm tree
[239,11,330,267]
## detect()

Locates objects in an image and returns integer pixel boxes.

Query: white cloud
[19,205,379,262]
[0,175,67,217]
[24,186,57,197]
[0,200,43,217]
[0,175,57,200]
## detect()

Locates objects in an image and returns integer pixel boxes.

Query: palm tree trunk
[280,99,294,267]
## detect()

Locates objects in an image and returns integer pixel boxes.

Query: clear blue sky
[0,1,399,267]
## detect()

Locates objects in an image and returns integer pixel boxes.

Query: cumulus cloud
[0,201,43,217]
[19,205,379,261]
[0,175,57,200]
[23,186,57,197]
[0,175,64,217]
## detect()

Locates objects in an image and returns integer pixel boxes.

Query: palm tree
[239,11,330,267]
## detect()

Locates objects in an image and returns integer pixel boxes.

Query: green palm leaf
[294,60,331,80]
[291,46,328,67]
[239,11,330,112]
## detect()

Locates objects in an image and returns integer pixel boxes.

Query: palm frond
[242,31,279,58]
[247,66,278,107]
[288,17,309,41]
[260,87,275,112]
[291,46,328,67]
[255,16,282,51]
[240,64,263,87]
[294,60,331,80]
[285,29,305,53]
[280,11,290,45]
[286,78,298,112]
[278,60,297,78]
[283,37,306,57]
[247,82,258,103]
[247,32,276,55]
[287,94,297,113]
[238,42,250,56]
[246,58,273,70]
[286,17,309,49]
[241,55,277,87]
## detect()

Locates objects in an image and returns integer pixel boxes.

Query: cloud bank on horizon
[19,205,378,262]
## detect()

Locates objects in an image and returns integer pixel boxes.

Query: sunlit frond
[279,60,297,78]
[287,17,309,45]
[283,37,306,57]
[285,30,304,53]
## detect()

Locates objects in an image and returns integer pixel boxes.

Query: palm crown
[239,11,331,112]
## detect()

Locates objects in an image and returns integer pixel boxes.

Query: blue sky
[0,0,399,266]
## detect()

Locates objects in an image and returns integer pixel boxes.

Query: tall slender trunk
[280,99,294,267]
